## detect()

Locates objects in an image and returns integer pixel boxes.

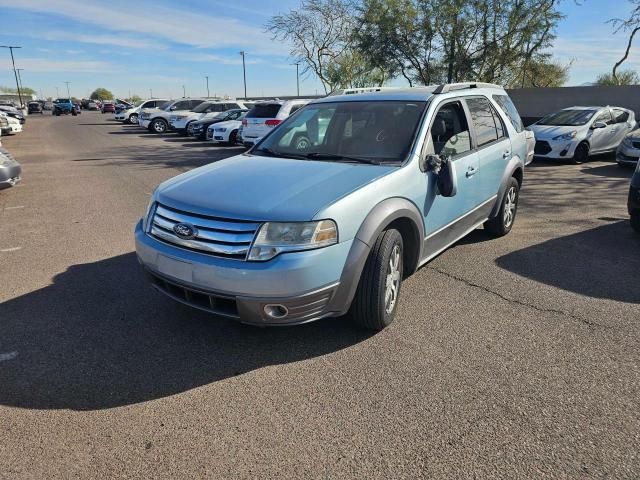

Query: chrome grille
[150,203,260,260]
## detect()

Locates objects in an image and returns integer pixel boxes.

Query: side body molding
[330,198,425,315]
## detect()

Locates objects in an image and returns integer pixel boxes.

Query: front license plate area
[157,254,193,283]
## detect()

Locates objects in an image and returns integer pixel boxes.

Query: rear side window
[613,109,629,123]
[492,94,523,133]
[225,103,241,110]
[172,101,191,110]
[247,104,282,118]
[466,97,501,147]
[595,110,613,125]
[288,104,304,115]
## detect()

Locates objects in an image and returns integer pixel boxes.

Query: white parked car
[139,98,206,134]
[616,131,640,167]
[528,106,636,164]
[169,100,250,134]
[241,99,312,147]
[206,112,248,144]
[0,112,22,134]
[115,98,169,124]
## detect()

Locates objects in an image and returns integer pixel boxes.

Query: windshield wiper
[252,147,306,160]
[304,152,381,165]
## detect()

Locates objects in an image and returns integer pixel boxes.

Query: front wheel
[572,142,589,164]
[151,118,168,134]
[631,213,640,233]
[484,177,520,237]
[129,113,139,125]
[228,129,238,145]
[350,228,404,330]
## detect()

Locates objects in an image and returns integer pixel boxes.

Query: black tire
[631,213,640,233]
[484,177,519,237]
[350,228,404,330]
[228,129,238,145]
[151,118,168,134]
[572,142,589,164]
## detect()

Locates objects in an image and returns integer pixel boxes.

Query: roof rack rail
[328,87,399,96]
[432,82,503,94]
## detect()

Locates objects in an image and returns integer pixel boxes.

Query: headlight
[248,220,338,261]
[215,127,227,132]
[622,137,636,148]
[552,130,577,141]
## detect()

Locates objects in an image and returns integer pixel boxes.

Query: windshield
[253,100,426,164]
[537,109,596,126]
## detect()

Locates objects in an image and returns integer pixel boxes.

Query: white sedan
[206,118,244,144]
[528,106,636,164]
[0,112,22,134]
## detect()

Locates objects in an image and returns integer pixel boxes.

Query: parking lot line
[0,247,22,253]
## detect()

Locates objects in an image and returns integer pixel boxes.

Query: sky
[0,0,638,100]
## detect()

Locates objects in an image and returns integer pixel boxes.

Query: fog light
[263,304,289,319]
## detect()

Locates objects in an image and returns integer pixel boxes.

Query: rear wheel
[350,228,404,330]
[151,118,168,134]
[485,177,519,237]
[631,213,640,233]
[572,142,589,164]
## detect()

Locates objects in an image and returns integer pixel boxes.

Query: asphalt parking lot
[1,113,638,478]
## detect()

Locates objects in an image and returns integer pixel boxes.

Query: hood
[156,155,395,221]
[528,124,585,139]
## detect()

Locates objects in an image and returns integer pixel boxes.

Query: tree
[609,0,640,83]
[90,88,114,101]
[504,60,571,88]
[266,0,388,93]
[354,0,565,86]
[127,94,142,104]
[0,85,36,96]
[595,70,640,85]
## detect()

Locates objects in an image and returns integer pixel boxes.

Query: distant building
[0,93,37,106]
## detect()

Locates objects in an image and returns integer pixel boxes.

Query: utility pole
[239,51,247,99]
[16,68,25,96]
[205,76,210,97]
[64,81,71,98]
[149,88,153,98]
[294,63,300,96]
[182,85,186,97]
[0,45,24,107]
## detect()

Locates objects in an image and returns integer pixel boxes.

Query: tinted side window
[430,102,472,157]
[190,100,205,109]
[173,101,190,110]
[595,110,613,125]
[492,94,524,132]
[466,97,499,147]
[226,103,240,110]
[207,104,224,113]
[613,109,629,123]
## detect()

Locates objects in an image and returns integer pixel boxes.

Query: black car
[629,162,640,233]
[28,102,43,114]
[190,109,247,140]
[0,147,22,190]
[0,106,25,124]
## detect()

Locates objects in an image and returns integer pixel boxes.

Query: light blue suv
[135,83,527,330]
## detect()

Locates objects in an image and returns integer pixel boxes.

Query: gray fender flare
[489,157,525,218]
[329,198,424,315]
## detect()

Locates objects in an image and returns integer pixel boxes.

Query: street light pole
[205,76,210,97]
[16,68,25,96]
[64,81,71,98]
[294,63,300,96]
[182,85,186,97]
[56,87,59,98]
[0,45,23,107]
[239,51,247,99]
[150,88,153,98]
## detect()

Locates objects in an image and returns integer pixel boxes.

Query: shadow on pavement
[496,221,640,303]
[0,253,371,411]
[580,164,633,179]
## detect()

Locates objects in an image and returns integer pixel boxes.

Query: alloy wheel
[384,244,401,314]
[503,186,517,228]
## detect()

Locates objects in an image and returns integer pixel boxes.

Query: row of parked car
[112,83,639,331]
[0,102,24,191]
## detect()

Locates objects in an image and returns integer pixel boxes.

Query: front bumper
[533,138,579,159]
[114,113,127,120]
[8,123,22,134]
[0,161,22,189]
[617,144,640,166]
[134,220,356,325]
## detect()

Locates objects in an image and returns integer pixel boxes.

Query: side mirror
[422,154,457,197]
[592,121,607,129]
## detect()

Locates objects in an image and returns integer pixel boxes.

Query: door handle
[466,166,478,177]
[503,151,511,159]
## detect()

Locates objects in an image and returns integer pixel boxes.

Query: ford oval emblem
[173,222,198,240]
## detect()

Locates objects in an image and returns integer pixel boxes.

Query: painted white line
[0,351,18,362]
[0,247,22,253]
[4,205,25,210]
